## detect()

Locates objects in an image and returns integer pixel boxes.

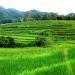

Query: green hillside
[0,20,75,75]
[0,20,75,44]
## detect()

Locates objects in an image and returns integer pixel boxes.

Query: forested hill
[0,6,75,24]
[0,6,23,23]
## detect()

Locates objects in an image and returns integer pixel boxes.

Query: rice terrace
[0,20,75,75]
[0,0,75,75]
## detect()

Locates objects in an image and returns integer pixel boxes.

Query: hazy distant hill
[0,6,42,20]
[0,6,43,22]
[0,6,23,21]
[0,6,75,24]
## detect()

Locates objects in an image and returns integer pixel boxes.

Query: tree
[65,13,75,20]
[41,13,49,20]
[49,12,58,20]
[57,15,64,20]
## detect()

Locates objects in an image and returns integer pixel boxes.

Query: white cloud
[0,0,75,14]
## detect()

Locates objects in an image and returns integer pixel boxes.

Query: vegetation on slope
[0,45,75,75]
[0,20,75,75]
[0,20,75,47]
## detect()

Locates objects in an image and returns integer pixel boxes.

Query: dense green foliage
[23,10,75,21]
[0,36,15,47]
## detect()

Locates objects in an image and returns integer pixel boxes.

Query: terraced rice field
[0,20,75,75]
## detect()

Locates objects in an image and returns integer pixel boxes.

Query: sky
[0,0,75,15]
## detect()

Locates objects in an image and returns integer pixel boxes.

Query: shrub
[34,31,52,47]
[0,36,15,47]
[7,37,15,47]
[35,35,47,47]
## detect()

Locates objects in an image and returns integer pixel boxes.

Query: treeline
[23,10,75,21]
[2,12,75,24]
